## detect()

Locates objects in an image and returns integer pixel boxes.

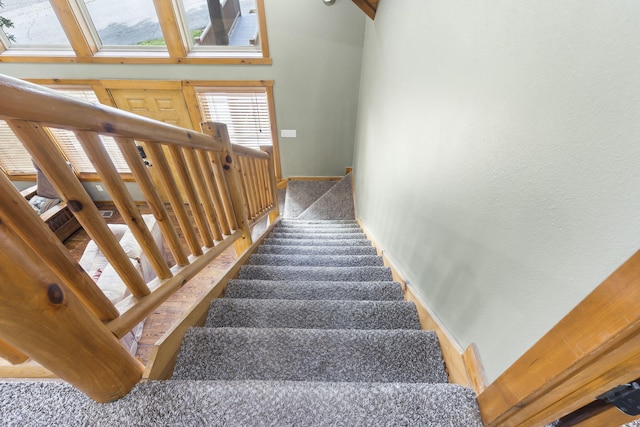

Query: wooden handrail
[0,75,279,401]
[478,250,640,426]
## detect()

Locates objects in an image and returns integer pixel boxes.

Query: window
[196,87,272,150]
[0,0,269,63]
[0,120,35,175]
[0,0,71,48]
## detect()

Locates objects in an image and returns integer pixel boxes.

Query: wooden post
[0,338,29,365]
[197,149,231,236]
[0,222,143,402]
[0,170,119,320]
[115,138,190,266]
[77,131,172,279]
[8,120,150,297]
[145,143,203,257]
[200,122,253,255]
[261,146,280,223]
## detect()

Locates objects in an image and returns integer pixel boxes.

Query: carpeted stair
[166,212,483,424]
[0,176,483,426]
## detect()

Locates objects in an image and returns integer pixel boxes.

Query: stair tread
[206,299,420,329]
[257,245,378,255]
[238,265,393,281]
[264,238,373,247]
[225,280,405,300]
[269,233,368,240]
[0,381,483,426]
[173,327,449,383]
[248,254,384,267]
[274,227,364,233]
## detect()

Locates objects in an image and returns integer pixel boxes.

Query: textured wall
[353,0,640,381]
[0,1,365,178]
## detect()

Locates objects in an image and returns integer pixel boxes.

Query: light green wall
[353,0,640,382]
[0,1,365,178]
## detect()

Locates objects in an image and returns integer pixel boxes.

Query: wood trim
[478,250,640,427]
[143,217,281,380]
[351,0,377,20]
[50,0,98,57]
[184,80,274,87]
[256,0,270,58]
[0,52,272,65]
[0,359,56,378]
[463,343,489,394]
[357,219,475,387]
[287,176,343,181]
[153,0,189,58]
[182,84,204,131]
[265,85,281,180]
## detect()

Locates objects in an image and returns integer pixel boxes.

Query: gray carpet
[257,244,378,255]
[249,254,384,267]
[225,279,405,300]
[0,380,484,426]
[238,265,393,281]
[206,299,421,329]
[274,226,364,233]
[173,328,448,383]
[264,237,373,246]
[268,231,368,240]
[283,179,337,218]
[297,174,355,220]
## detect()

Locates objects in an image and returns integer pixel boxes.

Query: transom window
[0,0,269,64]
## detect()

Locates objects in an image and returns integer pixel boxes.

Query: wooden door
[108,88,196,201]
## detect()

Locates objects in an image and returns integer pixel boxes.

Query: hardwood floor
[64,203,239,366]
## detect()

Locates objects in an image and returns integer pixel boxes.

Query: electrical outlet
[281,129,297,138]
[96,184,104,192]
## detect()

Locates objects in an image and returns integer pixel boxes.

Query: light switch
[281,129,297,138]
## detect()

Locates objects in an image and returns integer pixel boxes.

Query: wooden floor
[64,204,239,367]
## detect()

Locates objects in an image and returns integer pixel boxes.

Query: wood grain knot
[225,155,233,163]
[223,165,231,170]
[67,200,83,212]
[47,284,64,305]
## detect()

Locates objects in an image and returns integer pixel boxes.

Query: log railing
[0,74,279,401]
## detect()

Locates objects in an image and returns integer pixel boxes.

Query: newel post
[200,121,253,255]
[0,222,143,402]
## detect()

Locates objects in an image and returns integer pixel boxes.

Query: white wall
[353,0,640,382]
[0,1,365,177]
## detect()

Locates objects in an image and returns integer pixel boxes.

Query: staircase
[0,175,483,425]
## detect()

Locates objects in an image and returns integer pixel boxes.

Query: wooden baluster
[238,156,256,219]
[145,143,203,256]
[184,148,223,241]
[252,157,267,212]
[8,120,149,297]
[0,338,29,365]
[201,122,253,255]
[246,157,261,214]
[115,138,189,266]
[0,222,143,402]
[167,145,215,249]
[77,131,172,279]
[261,146,281,223]
[0,171,118,320]
[196,149,231,236]
[210,151,238,231]
[260,158,273,208]
[255,158,269,208]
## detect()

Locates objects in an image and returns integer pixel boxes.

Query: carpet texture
[248,254,384,267]
[283,179,337,218]
[257,244,378,255]
[172,328,448,383]
[225,279,405,300]
[205,299,421,329]
[296,174,355,220]
[0,380,484,426]
[238,265,393,281]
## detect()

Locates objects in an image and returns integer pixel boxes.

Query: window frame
[0,0,270,64]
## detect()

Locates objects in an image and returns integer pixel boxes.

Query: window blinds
[196,88,272,150]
